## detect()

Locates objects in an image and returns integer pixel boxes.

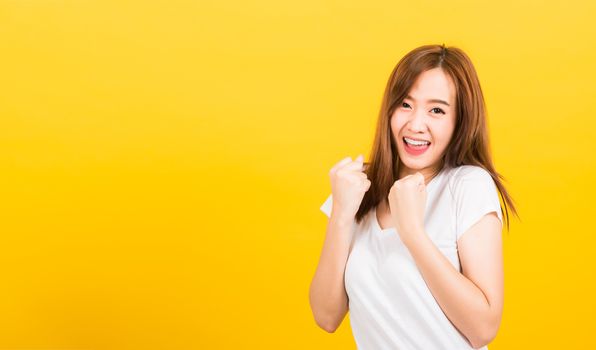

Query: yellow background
[1,0,595,349]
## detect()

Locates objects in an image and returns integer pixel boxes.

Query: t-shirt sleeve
[453,167,503,241]
[320,193,333,218]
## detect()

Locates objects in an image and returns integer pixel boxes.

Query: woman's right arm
[308,155,370,333]
[308,210,355,333]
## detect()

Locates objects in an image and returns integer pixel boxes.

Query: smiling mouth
[403,137,431,146]
[403,137,431,155]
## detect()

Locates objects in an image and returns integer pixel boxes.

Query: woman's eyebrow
[405,94,450,107]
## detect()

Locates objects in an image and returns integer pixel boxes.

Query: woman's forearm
[401,232,497,348]
[308,212,354,332]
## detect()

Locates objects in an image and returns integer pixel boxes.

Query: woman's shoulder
[444,165,495,193]
[449,164,492,181]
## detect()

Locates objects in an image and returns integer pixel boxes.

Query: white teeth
[404,137,430,146]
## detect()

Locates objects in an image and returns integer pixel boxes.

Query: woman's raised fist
[328,154,371,220]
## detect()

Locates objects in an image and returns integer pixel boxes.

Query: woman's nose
[408,111,427,131]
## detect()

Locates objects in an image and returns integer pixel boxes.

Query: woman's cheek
[390,112,404,131]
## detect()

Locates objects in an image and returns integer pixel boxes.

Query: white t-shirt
[319,165,503,350]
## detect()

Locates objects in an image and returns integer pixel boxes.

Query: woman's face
[390,67,457,180]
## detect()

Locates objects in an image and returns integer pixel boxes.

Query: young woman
[308,44,518,349]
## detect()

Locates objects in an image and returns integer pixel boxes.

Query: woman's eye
[402,103,444,115]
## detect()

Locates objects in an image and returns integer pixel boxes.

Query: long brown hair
[356,44,519,232]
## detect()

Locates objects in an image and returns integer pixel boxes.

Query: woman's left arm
[402,212,504,349]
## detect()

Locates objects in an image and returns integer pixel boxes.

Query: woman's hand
[329,155,371,222]
[387,172,427,242]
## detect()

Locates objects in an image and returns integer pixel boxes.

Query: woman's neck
[397,165,441,186]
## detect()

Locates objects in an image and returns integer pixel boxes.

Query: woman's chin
[399,154,435,170]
